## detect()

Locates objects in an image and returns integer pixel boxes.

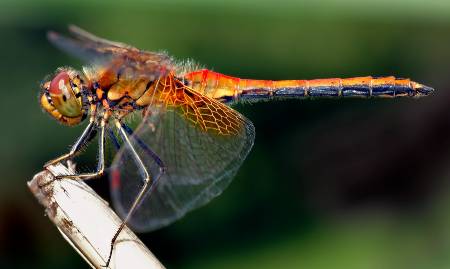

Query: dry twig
[28,163,165,269]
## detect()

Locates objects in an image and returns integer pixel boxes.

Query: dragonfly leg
[56,119,107,180]
[122,122,166,173]
[104,119,164,267]
[44,119,97,167]
[107,128,121,150]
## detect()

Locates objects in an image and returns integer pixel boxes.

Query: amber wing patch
[156,76,244,136]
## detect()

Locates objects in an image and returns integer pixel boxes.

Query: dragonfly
[40,25,434,265]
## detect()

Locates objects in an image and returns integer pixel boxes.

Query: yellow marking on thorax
[135,79,159,106]
[108,79,149,101]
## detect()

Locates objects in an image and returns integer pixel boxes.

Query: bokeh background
[1,0,450,268]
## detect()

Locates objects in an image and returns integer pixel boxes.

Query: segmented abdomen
[184,69,434,103]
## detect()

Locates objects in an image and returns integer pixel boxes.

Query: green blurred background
[1,0,450,268]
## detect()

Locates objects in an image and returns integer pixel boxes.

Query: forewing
[48,25,173,80]
[67,24,135,49]
[109,89,255,232]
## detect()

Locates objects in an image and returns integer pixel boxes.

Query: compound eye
[48,71,82,117]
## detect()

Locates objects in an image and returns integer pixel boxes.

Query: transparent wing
[47,25,173,80]
[67,24,136,49]
[109,85,255,232]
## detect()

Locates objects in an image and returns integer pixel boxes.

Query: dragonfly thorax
[40,68,87,126]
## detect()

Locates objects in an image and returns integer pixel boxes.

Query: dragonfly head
[40,68,87,126]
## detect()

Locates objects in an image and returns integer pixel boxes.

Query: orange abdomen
[184,69,434,103]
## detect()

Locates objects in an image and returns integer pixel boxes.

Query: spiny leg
[58,116,108,180]
[122,123,166,170]
[105,119,164,267]
[107,128,121,150]
[44,119,97,167]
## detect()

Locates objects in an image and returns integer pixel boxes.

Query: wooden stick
[28,163,165,269]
